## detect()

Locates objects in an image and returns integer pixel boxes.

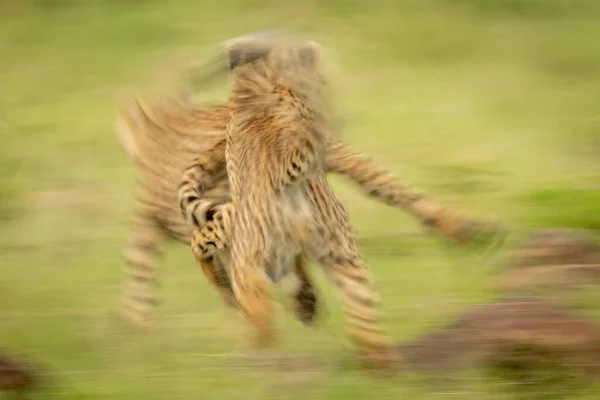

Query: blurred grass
[1,0,600,398]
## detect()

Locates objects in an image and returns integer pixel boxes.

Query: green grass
[1,0,600,398]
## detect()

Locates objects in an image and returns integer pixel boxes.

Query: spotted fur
[117,36,506,330]
[183,35,401,369]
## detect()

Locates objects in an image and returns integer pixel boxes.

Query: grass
[1,0,600,398]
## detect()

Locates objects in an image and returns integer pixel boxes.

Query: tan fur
[185,37,402,369]
[115,93,231,325]
[116,35,506,329]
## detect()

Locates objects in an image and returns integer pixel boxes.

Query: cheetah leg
[178,139,227,228]
[189,202,238,309]
[325,139,508,250]
[191,212,322,325]
[196,256,237,310]
[190,203,233,259]
[290,255,320,326]
[229,257,276,350]
[122,210,164,328]
[319,253,401,370]
[309,179,401,370]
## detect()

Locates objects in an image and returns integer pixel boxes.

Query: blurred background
[1,0,600,398]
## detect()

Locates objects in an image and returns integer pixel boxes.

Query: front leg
[190,202,234,260]
[190,202,236,309]
[325,138,508,249]
[178,139,228,228]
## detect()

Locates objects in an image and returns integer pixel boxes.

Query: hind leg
[319,252,401,370]
[196,255,237,310]
[309,179,400,370]
[122,209,164,328]
[290,255,320,326]
[229,256,276,349]
[190,205,320,321]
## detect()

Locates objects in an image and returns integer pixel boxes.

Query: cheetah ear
[184,30,293,89]
[226,46,271,70]
[184,31,276,89]
[224,31,281,70]
[298,41,323,69]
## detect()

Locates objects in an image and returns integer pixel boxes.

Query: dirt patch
[495,228,600,291]
[506,228,599,268]
[398,297,600,380]
[0,351,41,397]
[498,264,600,291]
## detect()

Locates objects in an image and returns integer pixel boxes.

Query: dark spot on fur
[205,208,217,221]
[191,214,200,227]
